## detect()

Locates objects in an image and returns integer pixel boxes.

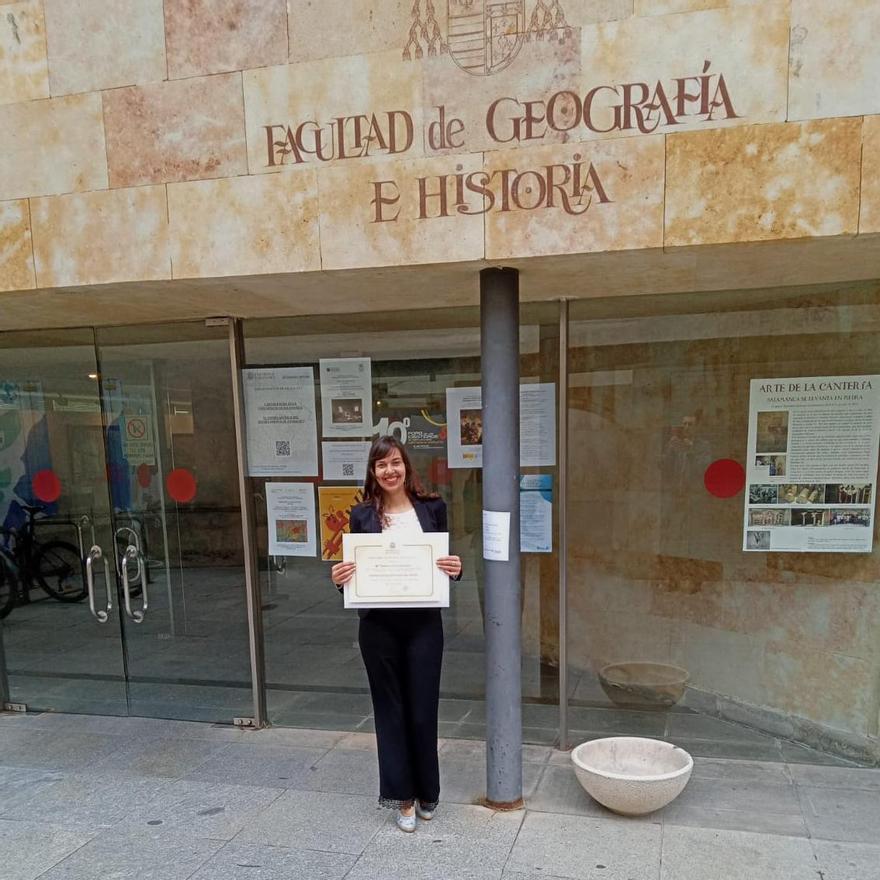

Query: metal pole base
[481,797,525,812]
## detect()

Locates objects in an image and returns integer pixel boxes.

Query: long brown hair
[362,435,437,524]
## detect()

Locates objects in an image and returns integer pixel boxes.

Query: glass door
[0,322,253,723]
[0,329,127,715]
[94,322,253,723]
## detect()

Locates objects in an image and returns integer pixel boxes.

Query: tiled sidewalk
[1,711,878,880]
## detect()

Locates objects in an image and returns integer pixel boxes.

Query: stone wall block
[665,118,862,247]
[31,186,170,287]
[104,74,248,188]
[289,0,415,63]
[634,0,764,14]
[243,51,425,175]
[165,0,288,80]
[577,3,789,142]
[0,0,49,105]
[760,646,875,737]
[485,136,665,260]
[318,153,485,270]
[860,115,880,234]
[168,172,321,279]
[0,199,35,291]
[0,93,108,201]
[789,0,880,121]
[43,0,166,95]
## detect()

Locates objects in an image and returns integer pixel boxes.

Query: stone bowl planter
[571,736,693,815]
[598,661,690,709]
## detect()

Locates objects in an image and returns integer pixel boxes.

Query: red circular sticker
[166,468,197,503]
[704,459,746,498]
[32,469,61,503]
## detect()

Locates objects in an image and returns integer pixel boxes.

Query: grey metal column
[481,267,523,809]
[229,319,268,729]
[557,298,569,751]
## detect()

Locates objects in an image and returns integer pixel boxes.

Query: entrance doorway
[0,323,252,723]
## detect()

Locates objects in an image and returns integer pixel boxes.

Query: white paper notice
[520,475,553,553]
[446,383,557,469]
[743,375,880,553]
[266,483,317,557]
[520,383,556,467]
[320,358,373,437]
[482,510,511,561]
[322,441,371,482]
[243,368,318,477]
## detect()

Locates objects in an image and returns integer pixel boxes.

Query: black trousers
[358,608,443,807]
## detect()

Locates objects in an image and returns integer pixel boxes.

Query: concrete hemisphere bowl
[571,736,694,816]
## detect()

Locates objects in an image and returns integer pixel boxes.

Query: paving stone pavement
[0,711,878,880]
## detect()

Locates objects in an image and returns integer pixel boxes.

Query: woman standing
[331,436,462,832]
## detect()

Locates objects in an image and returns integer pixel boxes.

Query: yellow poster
[318,486,365,561]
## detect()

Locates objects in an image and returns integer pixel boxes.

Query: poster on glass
[321,441,371,482]
[320,358,373,438]
[266,482,317,557]
[743,375,880,553]
[446,383,556,469]
[243,367,318,477]
[318,485,365,561]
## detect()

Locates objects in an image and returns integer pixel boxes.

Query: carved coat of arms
[404,0,572,76]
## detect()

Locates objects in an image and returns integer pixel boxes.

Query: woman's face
[373,448,406,494]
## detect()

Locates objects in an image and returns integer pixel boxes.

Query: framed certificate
[342,532,450,609]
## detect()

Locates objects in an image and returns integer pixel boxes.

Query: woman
[331,435,462,833]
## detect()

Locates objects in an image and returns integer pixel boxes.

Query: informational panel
[243,367,318,477]
[266,483,317,557]
[322,441,371,482]
[743,375,880,553]
[320,358,373,437]
[446,383,556,468]
[520,383,557,466]
[520,474,553,553]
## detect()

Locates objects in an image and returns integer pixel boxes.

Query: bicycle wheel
[35,540,88,602]
[0,553,15,619]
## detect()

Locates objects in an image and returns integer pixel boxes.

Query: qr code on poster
[275,440,291,457]
[342,463,355,477]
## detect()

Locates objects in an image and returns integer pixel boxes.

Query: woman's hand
[330,561,356,587]
[436,555,462,578]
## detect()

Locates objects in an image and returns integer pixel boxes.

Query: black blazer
[346,497,462,616]
[350,496,450,539]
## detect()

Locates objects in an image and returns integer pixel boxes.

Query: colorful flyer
[318,485,365,561]
[266,482,317,557]
[743,375,880,553]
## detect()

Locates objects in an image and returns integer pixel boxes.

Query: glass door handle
[121,544,148,624]
[86,545,113,624]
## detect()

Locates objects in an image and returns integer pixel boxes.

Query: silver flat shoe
[396,810,416,833]
[416,802,435,820]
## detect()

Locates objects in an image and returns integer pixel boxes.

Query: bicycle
[0,505,87,619]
